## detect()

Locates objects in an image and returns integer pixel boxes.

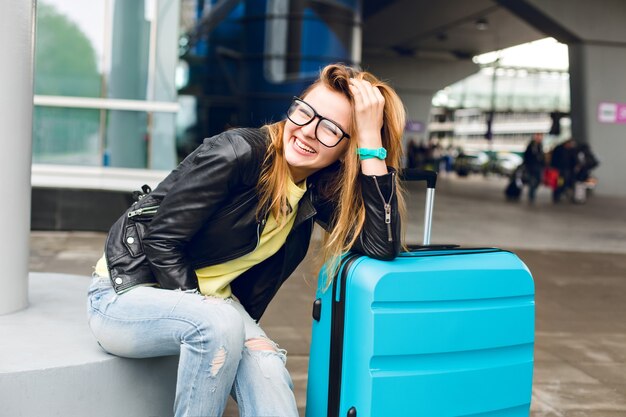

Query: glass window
[32,107,175,170]
[104,109,149,168]
[34,0,106,97]
[264,0,358,82]
[33,0,180,170]
[32,107,101,166]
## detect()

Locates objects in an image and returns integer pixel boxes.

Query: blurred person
[407,137,419,168]
[522,133,545,204]
[439,144,453,174]
[550,138,577,203]
[426,139,442,171]
[434,142,446,173]
[573,143,600,203]
[417,140,428,168]
[86,64,405,417]
[574,143,599,183]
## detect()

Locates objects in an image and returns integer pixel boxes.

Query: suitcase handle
[399,169,437,189]
[399,169,437,245]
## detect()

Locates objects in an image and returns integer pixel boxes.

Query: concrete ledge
[0,273,178,417]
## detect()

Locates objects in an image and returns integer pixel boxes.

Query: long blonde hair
[258,64,407,289]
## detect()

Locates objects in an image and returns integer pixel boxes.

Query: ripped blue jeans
[87,274,298,417]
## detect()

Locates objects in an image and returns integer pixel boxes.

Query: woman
[87,64,406,417]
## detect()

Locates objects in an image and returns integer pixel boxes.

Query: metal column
[0,0,36,315]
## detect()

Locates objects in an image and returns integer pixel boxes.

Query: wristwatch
[357,147,387,160]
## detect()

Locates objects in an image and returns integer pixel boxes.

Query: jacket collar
[293,187,316,228]
[292,162,339,229]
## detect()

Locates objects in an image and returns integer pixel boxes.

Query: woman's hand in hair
[349,78,388,175]
[349,78,385,148]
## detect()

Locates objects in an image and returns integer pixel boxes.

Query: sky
[473,37,569,70]
[42,0,107,70]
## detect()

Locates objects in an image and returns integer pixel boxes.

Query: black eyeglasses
[286,97,350,148]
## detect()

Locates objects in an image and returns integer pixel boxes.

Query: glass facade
[32,107,101,166]
[432,67,570,112]
[33,0,179,170]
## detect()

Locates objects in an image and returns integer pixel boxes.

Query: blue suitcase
[306,170,535,417]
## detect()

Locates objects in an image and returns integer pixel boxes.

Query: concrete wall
[569,43,626,196]
[363,55,478,153]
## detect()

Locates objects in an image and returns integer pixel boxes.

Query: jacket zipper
[372,172,395,242]
[128,205,159,218]
[254,217,266,251]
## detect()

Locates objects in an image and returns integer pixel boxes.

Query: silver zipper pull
[373,176,395,242]
[384,203,391,224]
[128,209,141,218]
[385,203,393,242]
[128,205,159,218]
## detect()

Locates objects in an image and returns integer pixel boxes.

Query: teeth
[295,138,316,154]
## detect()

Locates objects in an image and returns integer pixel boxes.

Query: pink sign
[619,104,626,123]
[598,102,626,124]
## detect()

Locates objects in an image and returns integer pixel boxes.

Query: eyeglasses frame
[286,97,351,148]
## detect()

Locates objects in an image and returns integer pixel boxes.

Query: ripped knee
[210,346,228,377]
[245,337,289,368]
[245,337,278,352]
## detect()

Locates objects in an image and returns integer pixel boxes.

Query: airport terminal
[1,1,625,416]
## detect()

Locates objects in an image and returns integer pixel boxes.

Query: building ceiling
[362,0,546,60]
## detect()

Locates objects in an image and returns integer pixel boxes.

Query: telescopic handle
[399,169,437,245]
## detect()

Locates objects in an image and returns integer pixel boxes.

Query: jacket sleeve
[352,170,401,259]
[142,133,242,290]
[315,168,401,260]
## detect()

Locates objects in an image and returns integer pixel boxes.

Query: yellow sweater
[94,178,307,298]
[196,178,306,297]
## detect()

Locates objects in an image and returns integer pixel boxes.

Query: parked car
[493,152,523,176]
[454,151,489,176]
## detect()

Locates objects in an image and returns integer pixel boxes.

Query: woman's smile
[292,137,317,155]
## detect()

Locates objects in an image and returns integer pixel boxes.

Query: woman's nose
[300,119,317,139]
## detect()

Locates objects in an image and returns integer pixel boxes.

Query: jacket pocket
[123,222,146,258]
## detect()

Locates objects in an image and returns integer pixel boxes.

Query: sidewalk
[29,174,626,416]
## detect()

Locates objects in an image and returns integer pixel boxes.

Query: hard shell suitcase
[505,179,522,201]
[306,170,535,417]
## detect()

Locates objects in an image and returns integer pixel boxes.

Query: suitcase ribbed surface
[307,249,535,417]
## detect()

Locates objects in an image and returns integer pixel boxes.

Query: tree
[33,2,101,164]
[34,2,101,97]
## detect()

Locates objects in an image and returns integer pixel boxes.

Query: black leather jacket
[104,128,400,320]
